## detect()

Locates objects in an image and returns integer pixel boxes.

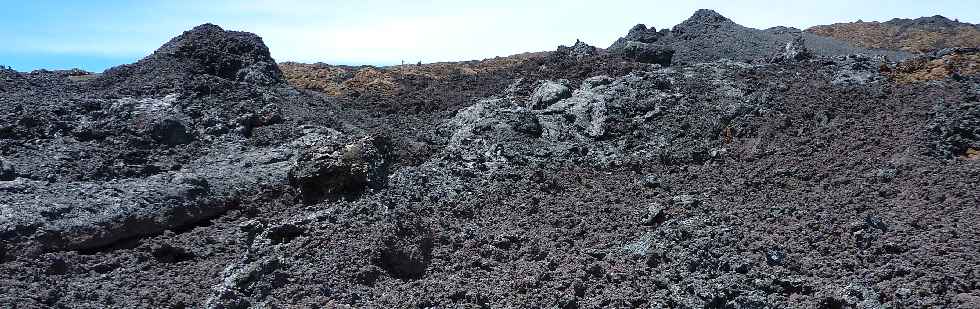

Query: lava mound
[94,23,284,95]
[153,23,284,84]
[0,24,339,257]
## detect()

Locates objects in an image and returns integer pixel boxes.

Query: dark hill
[91,23,284,96]
[611,9,912,65]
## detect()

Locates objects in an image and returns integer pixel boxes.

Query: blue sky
[2,0,977,72]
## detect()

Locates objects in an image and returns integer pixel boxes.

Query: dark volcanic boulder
[149,118,193,145]
[771,34,813,62]
[609,24,667,49]
[557,39,598,59]
[0,173,214,253]
[782,34,812,61]
[608,24,674,65]
[0,158,14,181]
[289,136,388,203]
[613,41,675,65]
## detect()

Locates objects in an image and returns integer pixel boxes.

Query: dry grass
[889,52,980,83]
[279,52,548,97]
[808,22,980,53]
[68,74,99,83]
[966,148,979,160]
[279,63,355,96]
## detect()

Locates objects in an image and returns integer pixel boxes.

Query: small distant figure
[417,61,422,66]
[401,60,404,66]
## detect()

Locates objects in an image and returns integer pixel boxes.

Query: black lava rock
[151,23,284,85]
[613,41,675,65]
[609,9,910,65]
[288,136,388,204]
[639,203,666,226]
[608,24,674,66]
[0,159,14,181]
[557,39,598,59]
[150,118,193,145]
[95,23,285,96]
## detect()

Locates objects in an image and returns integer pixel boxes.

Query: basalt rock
[288,135,388,203]
[609,24,674,66]
[611,41,675,65]
[0,159,14,181]
[557,39,598,59]
[771,34,812,62]
[528,80,571,109]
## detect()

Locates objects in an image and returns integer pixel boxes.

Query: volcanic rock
[557,39,598,59]
[772,34,812,62]
[528,80,571,109]
[926,89,980,158]
[0,173,214,252]
[608,24,674,65]
[149,118,193,145]
[613,9,912,65]
[581,75,613,90]
[95,23,284,96]
[891,47,980,83]
[613,41,675,65]
[288,135,388,203]
[0,158,14,181]
[609,24,668,51]
[639,203,666,226]
[565,90,610,138]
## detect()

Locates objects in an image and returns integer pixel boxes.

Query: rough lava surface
[1,12,980,309]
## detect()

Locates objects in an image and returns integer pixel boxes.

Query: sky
[1,0,978,72]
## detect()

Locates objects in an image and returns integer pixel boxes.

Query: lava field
[1,9,979,308]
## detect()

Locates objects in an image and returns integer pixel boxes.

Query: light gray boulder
[528,81,571,109]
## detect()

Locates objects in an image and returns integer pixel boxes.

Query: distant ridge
[808,15,980,53]
[610,9,911,65]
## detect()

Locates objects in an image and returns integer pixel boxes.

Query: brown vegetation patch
[889,52,980,83]
[808,20,980,53]
[280,52,548,97]
[966,148,980,159]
